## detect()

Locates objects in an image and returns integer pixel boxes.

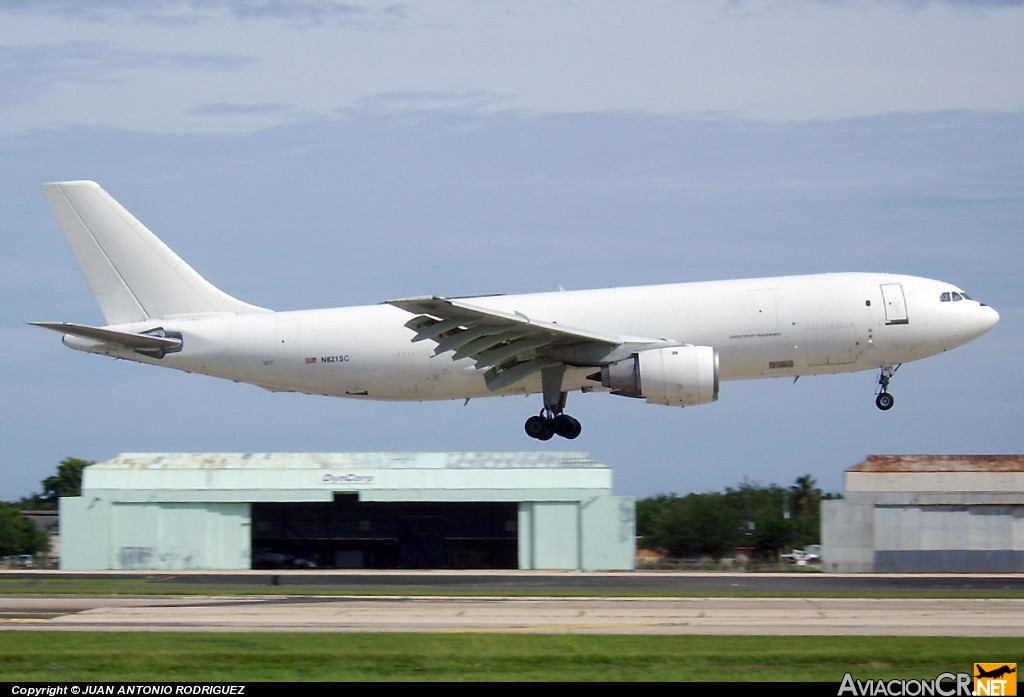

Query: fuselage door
[880,283,909,325]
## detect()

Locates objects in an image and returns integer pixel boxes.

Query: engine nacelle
[597,345,719,406]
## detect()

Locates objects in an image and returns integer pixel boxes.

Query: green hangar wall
[59,452,635,571]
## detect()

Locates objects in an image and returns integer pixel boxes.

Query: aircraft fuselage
[64,271,998,403]
[37,180,999,439]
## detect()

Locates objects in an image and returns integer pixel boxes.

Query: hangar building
[822,455,1024,572]
[59,452,635,571]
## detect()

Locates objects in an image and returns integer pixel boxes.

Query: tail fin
[41,180,269,325]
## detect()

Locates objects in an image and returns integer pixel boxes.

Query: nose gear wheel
[875,364,900,411]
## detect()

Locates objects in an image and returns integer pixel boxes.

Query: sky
[2,0,1022,502]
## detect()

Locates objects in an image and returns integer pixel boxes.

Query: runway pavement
[5,569,1024,594]
[3,594,1023,636]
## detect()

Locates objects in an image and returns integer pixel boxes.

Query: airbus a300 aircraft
[33,181,999,440]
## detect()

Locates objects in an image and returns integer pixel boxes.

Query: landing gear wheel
[875,364,900,412]
[525,415,554,440]
[529,367,584,440]
[553,414,582,440]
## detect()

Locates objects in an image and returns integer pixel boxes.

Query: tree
[725,482,793,559]
[683,492,744,559]
[636,494,674,543]
[0,503,49,555]
[637,475,834,561]
[639,492,744,559]
[788,474,821,547]
[17,457,92,510]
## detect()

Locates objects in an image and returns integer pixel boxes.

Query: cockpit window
[940,291,973,303]
[940,292,950,302]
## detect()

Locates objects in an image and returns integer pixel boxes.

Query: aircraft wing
[30,321,182,355]
[387,295,664,391]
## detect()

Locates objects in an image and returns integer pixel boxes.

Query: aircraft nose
[974,304,1000,336]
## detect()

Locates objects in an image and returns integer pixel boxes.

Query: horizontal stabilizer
[29,321,182,352]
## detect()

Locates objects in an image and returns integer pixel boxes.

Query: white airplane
[33,180,999,440]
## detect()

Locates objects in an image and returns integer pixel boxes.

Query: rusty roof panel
[850,454,1024,473]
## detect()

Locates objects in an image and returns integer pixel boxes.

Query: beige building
[822,455,1024,572]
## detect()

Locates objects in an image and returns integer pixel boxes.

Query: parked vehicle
[782,546,821,565]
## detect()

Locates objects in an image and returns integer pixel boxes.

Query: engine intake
[594,345,719,406]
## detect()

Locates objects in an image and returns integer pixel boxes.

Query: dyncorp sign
[320,472,376,486]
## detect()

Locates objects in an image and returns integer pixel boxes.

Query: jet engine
[593,345,719,406]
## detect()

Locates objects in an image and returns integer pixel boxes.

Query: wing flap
[390,296,623,346]
[483,358,562,392]
[406,316,470,342]
[473,337,552,369]
[433,323,507,356]
[388,295,634,392]
[452,329,531,360]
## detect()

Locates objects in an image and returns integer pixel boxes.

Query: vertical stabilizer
[41,180,269,325]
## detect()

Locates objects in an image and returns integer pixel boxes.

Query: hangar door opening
[251,495,518,569]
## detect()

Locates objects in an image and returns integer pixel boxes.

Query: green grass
[2,577,1020,682]
[0,632,1016,682]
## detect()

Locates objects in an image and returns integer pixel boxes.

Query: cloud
[351,89,509,115]
[916,0,1024,6]
[188,102,295,117]
[2,2,1021,500]
[0,41,257,133]
[3,0,1024,135]
[5,0,375,27]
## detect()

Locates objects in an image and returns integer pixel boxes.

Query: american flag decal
[305,357,316,364]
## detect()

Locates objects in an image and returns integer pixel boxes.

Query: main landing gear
[875,364,901,411]
[524,365,583,440]
[525,409,582,441]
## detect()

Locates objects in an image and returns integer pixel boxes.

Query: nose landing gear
[875,364,900,411]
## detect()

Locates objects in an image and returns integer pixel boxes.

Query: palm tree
[789,475,820,546]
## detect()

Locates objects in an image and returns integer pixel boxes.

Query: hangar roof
[850,454,1024,473]
[79,452,615,504]
[94,451,604,470]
